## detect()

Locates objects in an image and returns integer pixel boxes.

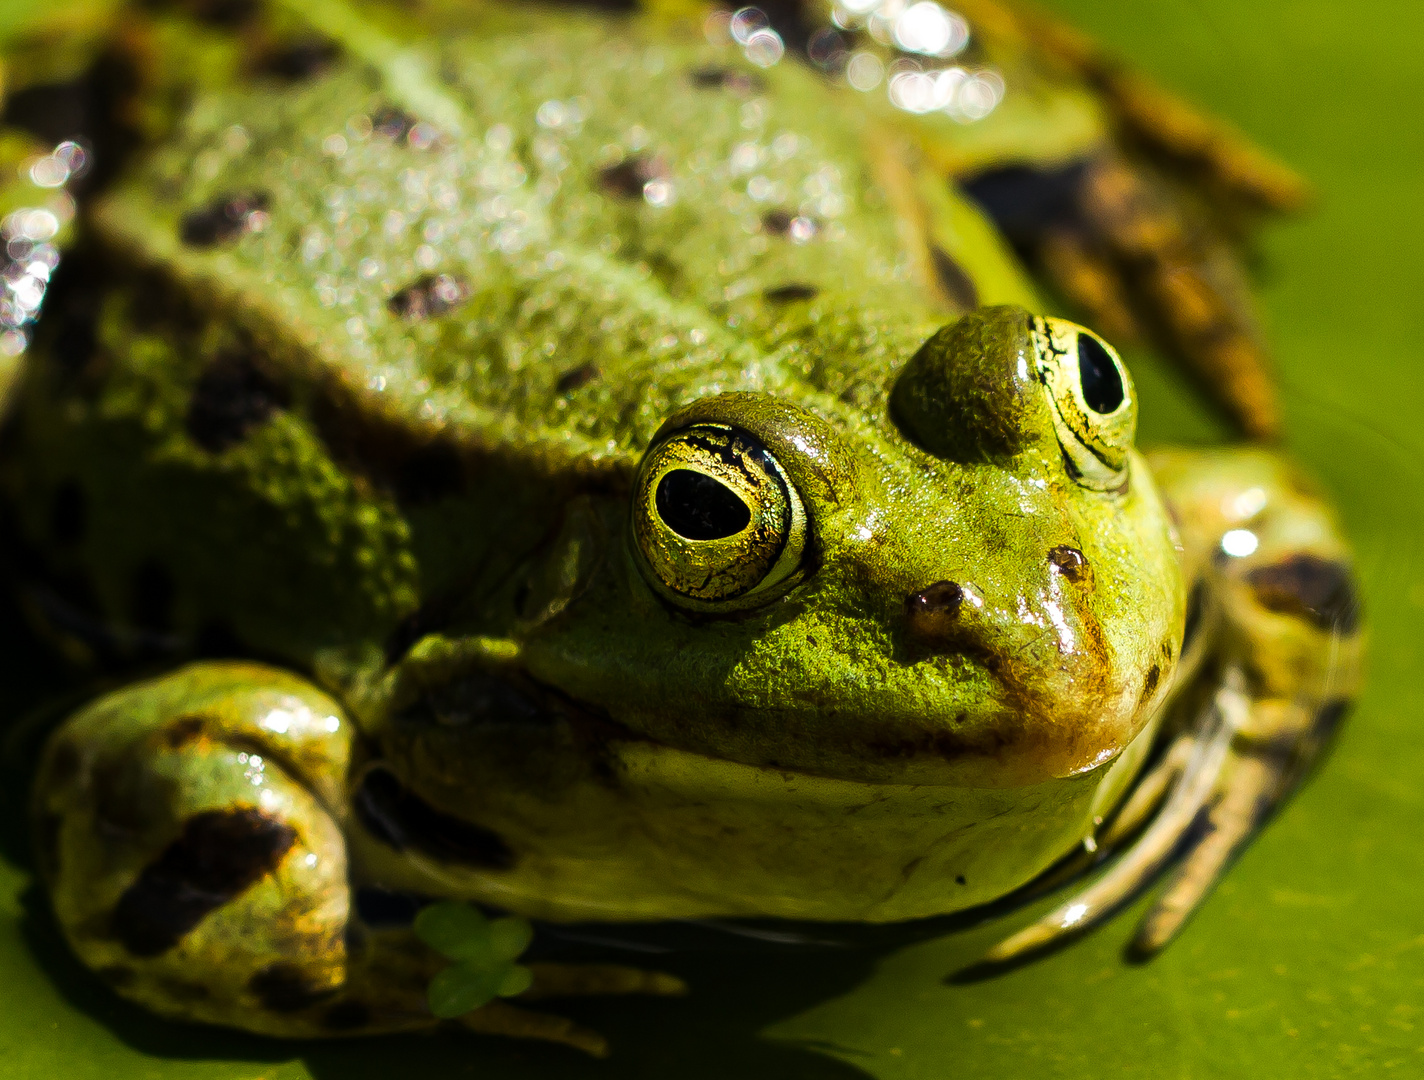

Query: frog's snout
[903,544,1099,662]
[905,579,968,641]
[902,577,996,660]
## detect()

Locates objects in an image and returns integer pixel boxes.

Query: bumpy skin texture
[0,0,1362,1050]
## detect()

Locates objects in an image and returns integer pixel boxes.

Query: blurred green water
[1,1,1422,1077]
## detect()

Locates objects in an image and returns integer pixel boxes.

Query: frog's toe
[524,962,688,999]
[980,680,1242,964]
[1131,752,1280,954]
[460,1000,610,1058]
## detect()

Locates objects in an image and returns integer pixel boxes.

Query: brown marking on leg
[1245,554,1361,633]
[1038,228,1141,344]
[1078,155,1280,438]
[111,808,296,956]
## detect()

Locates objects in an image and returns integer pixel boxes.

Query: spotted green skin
[7,4,1190,996]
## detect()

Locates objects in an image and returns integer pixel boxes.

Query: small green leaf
[426,960,503,1019]
[487,916,534,962]
[496,963,533,998]
[414,901,491,961]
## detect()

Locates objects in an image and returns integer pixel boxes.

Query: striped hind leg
[31,661,682,1054]
[984,447,1364,962]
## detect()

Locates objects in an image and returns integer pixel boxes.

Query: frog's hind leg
[937,0,1305,437]
[983,448,1364,962]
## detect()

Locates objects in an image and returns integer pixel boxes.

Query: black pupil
[655,470,752,540]
[1077,333,1124,414]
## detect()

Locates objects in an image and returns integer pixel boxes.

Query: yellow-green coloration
[0,0,1364,1056]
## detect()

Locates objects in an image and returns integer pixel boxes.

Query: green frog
[0,0,1363,1057]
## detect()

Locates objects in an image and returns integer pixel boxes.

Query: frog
[0,0,1364,1058]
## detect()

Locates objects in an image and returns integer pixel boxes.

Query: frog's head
[526,306,1184,789]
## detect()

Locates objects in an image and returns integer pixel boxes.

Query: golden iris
[632,424,806,603]
[1030,317,1138,491]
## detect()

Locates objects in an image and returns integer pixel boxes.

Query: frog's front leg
[33,662,680,1055]
[984,447,1364,961]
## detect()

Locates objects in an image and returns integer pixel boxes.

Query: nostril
[1047,545,1094,587]
[906,580,965,638]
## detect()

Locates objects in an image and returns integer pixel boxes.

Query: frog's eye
[632,424,808,604]
[1031,316,1138,490]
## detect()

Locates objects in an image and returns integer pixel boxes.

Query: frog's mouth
[373,630,1163,801]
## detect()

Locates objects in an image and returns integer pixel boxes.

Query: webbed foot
[981,448,1365,963]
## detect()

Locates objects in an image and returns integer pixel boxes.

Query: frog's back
[0,11,1029,682]
[96,13,1034,468]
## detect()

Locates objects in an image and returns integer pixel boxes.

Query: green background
[3,0,1423,1076]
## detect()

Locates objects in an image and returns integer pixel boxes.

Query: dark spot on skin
[321,1001,371,1031]
[688,66,764,95]
[179,191,270,247]
[355,887,426,927]
[186,349,289,453]
[555,362,600,393]
[1181,580,1205,652]
[929,244,979,312]
[955,875,967,886]
[392,441,465,505]
[388,273,471,320]
[129,560,175,633]
[255,37,342,81]
[760,210,819,239]
[597,155,667,200]
[761,209,793,235]
[1245,554,1360,634]
[1047,545,1092,584]
[1143,663,1161,698]
[249,963,339,1012]
[49,482,85,545]
[371,106,415,140]
[164,715,207,749]
[98,964,136,987]
[111,808,297,957]
[354,768,516,869]
[763,283,820,303]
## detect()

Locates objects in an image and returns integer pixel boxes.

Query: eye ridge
[655,469,752,541]
[682,432,765,487]
[1077,333,1124,414]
